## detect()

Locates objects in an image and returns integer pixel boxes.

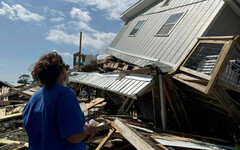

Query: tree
[18,74,31,84]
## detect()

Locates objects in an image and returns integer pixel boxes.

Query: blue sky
[0,0,138,82]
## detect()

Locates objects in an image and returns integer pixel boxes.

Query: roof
[107,47,173,73]
[0,80,24,88]
[120,0,158,22]
[69,72,155,99]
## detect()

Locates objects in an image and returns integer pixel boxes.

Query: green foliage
[17,74,31,84]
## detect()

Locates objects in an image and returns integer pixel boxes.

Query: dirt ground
[0,118,28,142]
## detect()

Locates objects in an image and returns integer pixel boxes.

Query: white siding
[106,0,225,69]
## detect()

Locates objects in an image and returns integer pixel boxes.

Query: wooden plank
[212,85,240,125]
[173,74,207,93]
[0,113,22,121]
[149,137,169,150]
[198,36,234,40]
[180,66,211,80]
[96,128,116,150]
[205,40,236,94]
[118,97,130,114]
[0,139,28,147]
[125,99,135,113]
[83,98,105,110]
[0,108,6,117]
[198,40,227,44]
[112,118,163,150]
[174,73,208,85]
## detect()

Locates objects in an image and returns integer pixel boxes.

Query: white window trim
[129,19,147,37]
[155,11,187,37]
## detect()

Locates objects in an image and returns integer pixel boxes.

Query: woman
[22,52,97,150]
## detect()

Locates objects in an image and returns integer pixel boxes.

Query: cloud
[0,1,15,20]
[54,24,67,30]
[69,21,96,32]
[0,1,44,22]
[46,30,79,45]
[46,29,116,53]
[65,0,138,20]
[51,49,73,59]
[70,7,91,22]
[50,17,64,22]
[49,8,65,17]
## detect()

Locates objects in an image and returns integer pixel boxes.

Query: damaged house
[68,0,240,148]
[2,0,240,149]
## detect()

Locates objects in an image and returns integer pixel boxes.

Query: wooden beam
[212,85,240,125]
[163,77,192,132]
[118,97,130,114]
[96,128,116,150]
[0,139,28,147]
[173,73,207,93]
[198,36,234,40]
[180,66,211,80]
[125,99,135,113]
[112,118,163,150]
[84,98,105,110]
[0,113,22,121]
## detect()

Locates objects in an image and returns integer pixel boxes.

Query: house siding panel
[106,0,225,69]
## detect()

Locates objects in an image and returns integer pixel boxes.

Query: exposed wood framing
[96,128,116,150]
[118,97,130,114]
[112,118,163,150]
[212,85,240,125]
[163,76,192,132]
[173,73,207,93]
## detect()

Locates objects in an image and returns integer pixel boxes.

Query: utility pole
[78,32,82,71]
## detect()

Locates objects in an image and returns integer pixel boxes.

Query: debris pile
[0,36,240,149]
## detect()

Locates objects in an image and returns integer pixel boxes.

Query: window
[156,12,185,36]
[162,0,171,6]
[129,20,146,36]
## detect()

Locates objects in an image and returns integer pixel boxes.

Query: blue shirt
[22,84,86,150]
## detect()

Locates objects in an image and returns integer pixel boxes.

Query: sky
[0,0,138,82]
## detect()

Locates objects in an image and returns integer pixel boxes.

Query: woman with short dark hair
[22,52,97,150]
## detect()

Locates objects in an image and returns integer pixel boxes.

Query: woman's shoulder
[57,85,76,96]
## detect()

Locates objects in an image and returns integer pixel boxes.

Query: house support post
[153,68,166,129]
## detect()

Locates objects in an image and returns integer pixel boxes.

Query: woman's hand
[85,124,98,138]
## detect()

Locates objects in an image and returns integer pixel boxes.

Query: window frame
[176,36,237,94]
[155,11,187,37]
[129,19,147,37]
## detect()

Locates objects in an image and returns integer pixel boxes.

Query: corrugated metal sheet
[69,72,155,99]
[107,0,225,71]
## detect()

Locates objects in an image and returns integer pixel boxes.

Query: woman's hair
[32,52,65,87]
